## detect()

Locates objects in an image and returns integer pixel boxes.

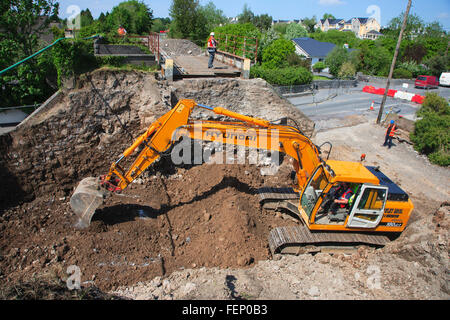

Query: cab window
[357,188,386,210]
[301,166,329,217]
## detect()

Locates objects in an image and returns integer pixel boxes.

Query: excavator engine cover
[70,177,109,228]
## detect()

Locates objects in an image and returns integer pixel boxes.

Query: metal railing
[214,33,258,63]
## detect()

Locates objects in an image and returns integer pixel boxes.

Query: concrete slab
[172,55,240,77]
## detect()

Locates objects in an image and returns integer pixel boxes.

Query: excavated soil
[0,160,297,292]
[159,39,204,57]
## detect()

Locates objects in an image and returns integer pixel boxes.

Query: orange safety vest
[118,27,126,35]
[207,36,216,49]
[339,188,353,208]
[386,124,396,137]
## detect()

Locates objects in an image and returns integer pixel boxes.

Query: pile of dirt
[160,39,204,56]
[0,159,297,293]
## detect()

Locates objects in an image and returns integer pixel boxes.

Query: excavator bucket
[70,177,109,229]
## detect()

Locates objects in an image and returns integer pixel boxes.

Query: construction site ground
[0,40,448,300]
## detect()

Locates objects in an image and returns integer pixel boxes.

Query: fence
[109,34,160,63]
[272,79,358,96]
[214,33,258,63]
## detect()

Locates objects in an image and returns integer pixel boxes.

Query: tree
[151,18,171,33]
[169,0,206,40]
[272,23,289,35]
[0,0,59,57]
[354,42,392,76]
[198,1,227,32]
[338,61,356,79]
[238,4,254,24]
[285,23,308,40]
[107,0,153,34]
[424,21,445,38]
[325,46,350,77]
[302,16,317,33]
[402,42,427,63]
[253,14,272,32]
[424,55,450,77]
[0,0,59,108]
[386,12,424,39]
[322,13,335,20]
[80,9,94,28]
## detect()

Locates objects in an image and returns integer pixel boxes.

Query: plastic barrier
[362,85,424,104]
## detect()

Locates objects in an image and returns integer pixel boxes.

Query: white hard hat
[210,32,215,36]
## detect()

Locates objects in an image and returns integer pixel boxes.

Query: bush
[419,92,450,116]
[398,61,430,78]
[52,39,98,87]
[325,46,349,77]
[313,61,326,72]
[250,65,312,85]
[286,53,311,69]
[410,93,450,166]
[392,68,413,79]
[262,38,295,69]
[338,61,356,79]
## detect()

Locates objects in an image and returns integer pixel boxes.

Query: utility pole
[376,0,412,124]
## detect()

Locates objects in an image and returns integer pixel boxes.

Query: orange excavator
[70,99,414,254]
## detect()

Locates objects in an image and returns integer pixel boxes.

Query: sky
[58,0,450,30]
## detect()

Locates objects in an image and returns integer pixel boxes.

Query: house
[315,17,381,39]
[292,37,336,66]
[363,29,383,40]
[351,17,381,39]
[315,18,345,32]
[272,19,307,27]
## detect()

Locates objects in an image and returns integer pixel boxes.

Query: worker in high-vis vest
[207,32,218,69]
[383,120,397,149]
[118,25,127,36]
[329,182,354,215]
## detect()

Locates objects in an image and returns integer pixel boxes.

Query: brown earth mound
[0,160,297,292]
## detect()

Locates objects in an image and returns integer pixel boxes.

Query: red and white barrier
[363,85,425,104]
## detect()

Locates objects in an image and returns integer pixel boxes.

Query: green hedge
[250,65,313,86]
[410,93,450,166]
[392,68,413,79]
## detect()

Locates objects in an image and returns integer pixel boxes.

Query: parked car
[415,75,439,89]
[439,72,450,87]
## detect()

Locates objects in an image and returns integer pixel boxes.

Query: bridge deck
[172,55,240,78]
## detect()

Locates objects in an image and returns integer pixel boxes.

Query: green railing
[0,34,99,76]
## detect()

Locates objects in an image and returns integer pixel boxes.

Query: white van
[439,72,450,87]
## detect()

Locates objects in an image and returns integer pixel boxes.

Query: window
[357,188,386,210]
[301,166,329,217]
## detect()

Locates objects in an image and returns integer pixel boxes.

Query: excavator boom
[70,99,323,228]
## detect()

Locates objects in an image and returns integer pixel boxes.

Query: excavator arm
[70,99,323,228]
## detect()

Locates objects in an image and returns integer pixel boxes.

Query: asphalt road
[288,82,450,132]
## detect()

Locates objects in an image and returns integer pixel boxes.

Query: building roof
[366,30,382,35]
[355,17,369,24]
[328,19,345,25]
[292,37,336,58]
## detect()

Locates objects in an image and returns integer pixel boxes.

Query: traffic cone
[370,101,374,111]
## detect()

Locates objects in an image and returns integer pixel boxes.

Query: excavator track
[268,224,390,255]
[258,188,391,254]
[258,187,299,210]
